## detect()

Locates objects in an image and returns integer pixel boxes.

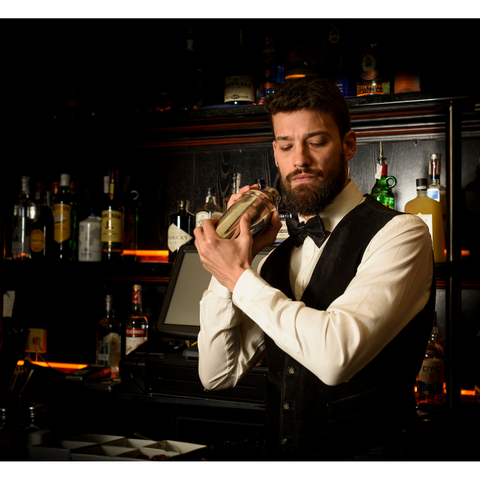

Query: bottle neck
[206,195,217,205]
[417,188,427,197]
[105,309,115,320]
[131,303,143,315]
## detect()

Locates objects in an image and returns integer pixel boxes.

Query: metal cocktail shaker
[215,186,281,239]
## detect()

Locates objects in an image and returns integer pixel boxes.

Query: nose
[293,144,312,169]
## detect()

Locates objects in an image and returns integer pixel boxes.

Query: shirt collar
[298,179,365,233]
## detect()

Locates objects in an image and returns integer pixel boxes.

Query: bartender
[193,76,435,460]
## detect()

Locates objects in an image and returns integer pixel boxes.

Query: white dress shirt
[198,179,433,389]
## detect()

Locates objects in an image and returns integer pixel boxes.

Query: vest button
[281,438,288,445]
[287,366,295,375]
[283,402,290,410]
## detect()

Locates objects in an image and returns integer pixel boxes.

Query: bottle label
[195,211,209,228]
[125,331,147,355]
[427,188,440,202]
[54,204,71,243]
[224,75,254,103]
[30,229,45,252]
[97,333,120,366]
[78,218,102,261]
[375,164,387,179]
[416,213,433,245]
[167,223,193,252]
[276,219,290,242]
[418,358,444,394]
[101,210,124,244]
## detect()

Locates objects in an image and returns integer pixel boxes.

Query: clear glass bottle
[223,173,242,211]
[416,312,445,407]
[53,174,74,261]
[30,182,53,260]
[96,294,121,377]
[404,178,446,263]
[195,187,223,228]
[168,200,195,262]
[11,176,36,260]
[125,284,148,356]
[101,170,124,260]
[224,29,255,105]
[78,209,102,262]
[370,142,397,209]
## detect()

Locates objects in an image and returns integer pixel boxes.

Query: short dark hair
[263,76,352,140]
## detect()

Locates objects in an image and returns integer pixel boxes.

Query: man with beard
[193,76,435,460]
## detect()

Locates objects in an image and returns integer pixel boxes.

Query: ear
[342,130,357,161]
[273,140,278,167]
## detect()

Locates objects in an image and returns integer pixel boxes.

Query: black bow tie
[286,216,326,248]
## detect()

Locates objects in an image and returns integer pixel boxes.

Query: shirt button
[283,402,290,410]
[239,296,244,302]
[305,255,311,261]
[287,366,295,375]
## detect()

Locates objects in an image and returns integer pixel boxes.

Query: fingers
[227,183,260,209]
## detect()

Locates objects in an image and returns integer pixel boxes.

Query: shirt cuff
[208,275,233,300]
[232,268,268,310]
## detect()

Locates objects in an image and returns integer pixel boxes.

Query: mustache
[285,168,324,183]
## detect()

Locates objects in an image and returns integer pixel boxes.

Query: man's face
[272,108,356,218]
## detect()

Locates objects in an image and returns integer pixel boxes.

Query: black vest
[260,195,435,460]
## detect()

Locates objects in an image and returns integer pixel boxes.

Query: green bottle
[370,142,397,209]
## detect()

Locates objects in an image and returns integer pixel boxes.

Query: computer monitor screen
[156,244,274,340]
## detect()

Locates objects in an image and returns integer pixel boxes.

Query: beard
[280,153,347,217]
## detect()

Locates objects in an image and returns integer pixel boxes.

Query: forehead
[272,109,339,139]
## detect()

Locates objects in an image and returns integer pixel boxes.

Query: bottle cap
[206,187,216,196]
[416,178,428,189]
[60,174,71,187]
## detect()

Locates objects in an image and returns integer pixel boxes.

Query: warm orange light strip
[285,74,306,80]
[17,360,88,370]
[462,390,475,397]
[121,250,169,262]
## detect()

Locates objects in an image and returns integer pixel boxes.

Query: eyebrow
[275,130,330,142]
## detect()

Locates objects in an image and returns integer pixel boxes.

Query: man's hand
[226,183,282,258]
[194,181,282,292]
[194,213,255,292]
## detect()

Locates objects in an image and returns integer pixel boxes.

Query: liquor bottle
[223,173,242,211]
[356,43,391,96]
[370,142,397,209]
[416,312,445,407]
[168,200,194,262]
[53,174,74,261]
[11,176,36,260]
[426,154,447,218]
[101,170,124,260]
[69,180,78,260]
[96,294,121,378]
[274,191,296,245]
[258,33,285,105]
[124,189,141,251]
[462,155,480,262]
[125,284,148,356]
[195,187,223,228]
[78,209,102,262]
[404,178,446,263]
[224,29,255,105]
[30,182,54,260]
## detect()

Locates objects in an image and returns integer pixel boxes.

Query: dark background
[0,18,478,117]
